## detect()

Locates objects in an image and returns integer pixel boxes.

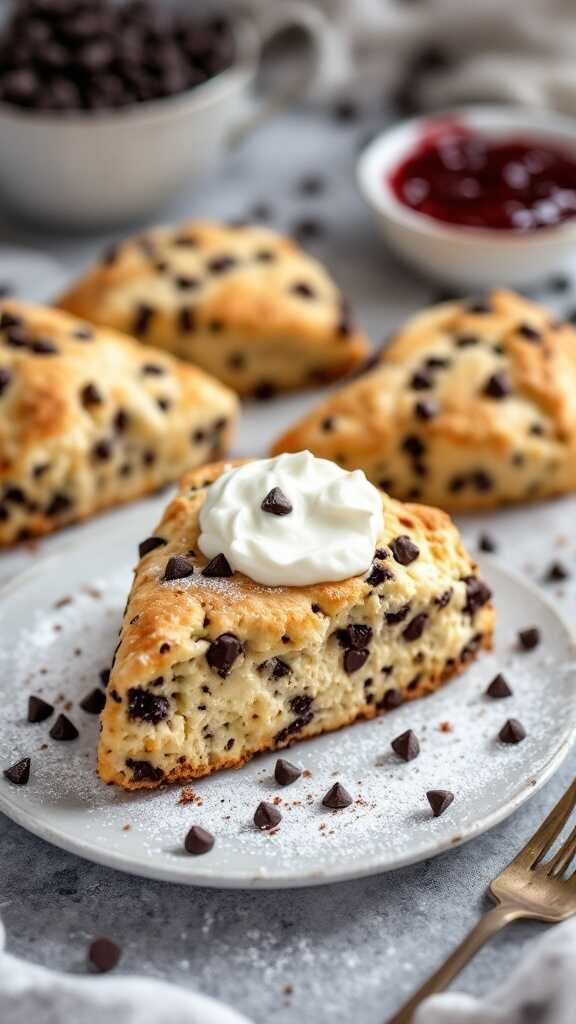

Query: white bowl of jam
[357,106,576,288]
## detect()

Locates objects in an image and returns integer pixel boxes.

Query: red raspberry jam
[389,124,576,231]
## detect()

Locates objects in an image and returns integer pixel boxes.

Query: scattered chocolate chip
[463,576,492,616]
[543,561,570,583]
[391,728,420,762]
[163,556,194,582]
[127,687,169,724]
[402,435,426,458]
[80,382,103,408]
[517,323,542,342]
[410,369,433,390]
[99,668,110,688]
[275,758,302,786]
[454,334,479,349]
[390,536,420,565]
[88,938,121,973]
[184,825,215,855]
[206,633,242,677]
[141,362,165,377]
[261,487,292,516]
[30,337,59,355]
[110,690,122,704]
[322,782,352,809]
[293,217,324,242]
[402,613,428,642]
[174,275,201,291]
[479,533,497,553]
[499,718,526,744]
[254,801,282,830]
[365,563,394,587]
[92,439,112,461]
[343,649,369,674]
[426,790,454,817]
[297,173,325,196]
[333,98,359,122]
[49,714,79,741]
[207,255,237,274]
[486,673,513,699]
[467,299,491,313]
[253,381,277,401]
[0,367,12,395]
[80,688,106,714]
[385,603,411,625]
[27,695,54,723]
[201,553,233,578]
[337,624,373,650]
[178,306,196,333]
[518,627,540,651]
[482,372,511,399]
[3,757,30,785]
[547,273,571,293]
[435,588,453,608]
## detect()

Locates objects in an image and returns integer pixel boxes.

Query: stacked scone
[98,452,494,789]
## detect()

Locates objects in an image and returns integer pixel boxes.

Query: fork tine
[512,778,576,869]
[546,824,576,878]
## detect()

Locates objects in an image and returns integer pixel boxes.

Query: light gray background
[0,104,575,1022]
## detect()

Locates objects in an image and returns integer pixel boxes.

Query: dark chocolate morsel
[49,714,79,741]
[322,782,352,809]
[88,938,121,974]
[27,695,54,723]
[499,718,526,744]
[390,536,420,565]
[163,556,194,581]
[184,825,215,855]
[80,688,106,714]
[274,758,302,786]
[3,757,30,785]
[254,801,282,830]
[206,633,242,677]
[139,536,167,558]
[486,673,513,699]
[427,789,454,817]
[261,487,293,516]
[202,553,233,578]
[391,728,420,762]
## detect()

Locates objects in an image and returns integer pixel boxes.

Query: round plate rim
[0,542,575,890]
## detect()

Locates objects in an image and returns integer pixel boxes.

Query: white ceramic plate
[0,509,575,889]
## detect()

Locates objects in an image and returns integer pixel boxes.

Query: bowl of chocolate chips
[0,0,330,229]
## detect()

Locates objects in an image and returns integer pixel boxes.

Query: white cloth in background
[244,0,576,113]
[2,910,576,1024]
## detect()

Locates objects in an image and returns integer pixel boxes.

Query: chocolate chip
[479,533,497,553]
[110,690,122,704]
[467,299,491,313]
[275,758,302,786]
[293,217,324,242]
[290,282,316,300]
[518,627,540,651]
[184,825,215,854]
[202,553,233,578]
[174,275,201,291]
[543,561,570,583]
[141,362,165,376]
[206,633,242,677]
[435,589,453,608]
[472,470,493,493]
[337,624,373,649]
[410,369,433,390]
[548,274,571,293]
[486,673,513,699]
[0,367,12,395]
[482,372,511,399]
[322,782,352,809]
[390,536,420,565]
[80,382,103,408]
[3,757,30,786]
[92,439,112,461]
[518,323,542,342]
[499,718,526,744]
[463,576,492,615]
[127,686,169,724]
[163,556,194,581]
[253,381,277,401]
[261,487,292,516]
[402,613,427,642]
[80,688,106,714]
[454,334,479,348]
[343,648,369,674]
[426,790,454,817]
[415,399,439,421]
[4,486,25,505]
[30,337,59,355]
[73,326,94,341]
[125,758,164,783]
[254,801,282,830]
[27,695,54,723]
[207,255,237,274]
[391,728,420,762]
[133,304,154,336]
[113,409,130,432]
[99,668,110,687]
[365,564,394,587]
[254,249,276,264]
[379,688,403,710]
[297,174,325,196]
[88,938,121,974]
[177,306,195,333]
[49,714,79,741]
[333,98,359,122]
[139,536,166,558]
[385,603,411,625]
[263,657,291,679]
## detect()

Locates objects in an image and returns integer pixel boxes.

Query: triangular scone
[98,460,493,790]
[0,301,238,545]
[56,221,369,396]
[272,289,576,511]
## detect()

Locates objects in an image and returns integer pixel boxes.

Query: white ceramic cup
[0,3,344,231]
[357,106,576,290]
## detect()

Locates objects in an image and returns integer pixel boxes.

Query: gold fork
[387,777,576,1024]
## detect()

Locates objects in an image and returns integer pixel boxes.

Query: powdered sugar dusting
[0,539,575,888]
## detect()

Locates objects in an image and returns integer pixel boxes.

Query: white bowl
[357,106,576,289]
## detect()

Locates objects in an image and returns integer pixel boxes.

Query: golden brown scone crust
[0,301,238,545]
[99,460,494,790]
[56,220,369,396]
[272,289,576,511]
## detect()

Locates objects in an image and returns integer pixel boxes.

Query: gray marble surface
[1,102,576,1023]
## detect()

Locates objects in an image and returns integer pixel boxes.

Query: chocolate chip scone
[56,220,369,396]
[272,289,576,511]
[0,301,238,545]
[98,458,493,790]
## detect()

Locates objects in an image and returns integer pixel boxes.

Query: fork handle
[386,904,526,1024]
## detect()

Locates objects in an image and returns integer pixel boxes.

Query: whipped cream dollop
[198,451,383,587]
